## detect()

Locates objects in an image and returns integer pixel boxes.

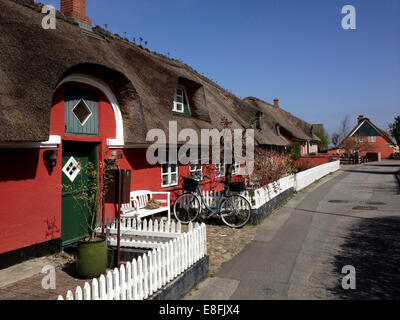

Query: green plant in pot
[60,160,115,278]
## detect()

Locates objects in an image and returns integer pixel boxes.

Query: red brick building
[340,115,396,160]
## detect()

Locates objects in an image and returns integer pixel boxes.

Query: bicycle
[173,177,252,228]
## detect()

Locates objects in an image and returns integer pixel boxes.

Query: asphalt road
[185,160,400,300]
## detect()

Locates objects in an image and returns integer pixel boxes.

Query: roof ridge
[10,0,243,104]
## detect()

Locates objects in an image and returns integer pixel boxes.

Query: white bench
[121,190,171,222]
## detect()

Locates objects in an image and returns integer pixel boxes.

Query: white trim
[350,120,381,140]
[173,85,190,114]
[72,99,93,126]
[0,135,61,149]
[161,163,179,188]
[348,121,365,138]
[215,163,225,178]
[62,156,81,182]
[190,164,203,181]
[232,162,240,175]
[56,74,125,148]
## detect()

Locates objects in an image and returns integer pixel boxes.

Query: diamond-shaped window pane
[72,99,92,126]
[62,157,81,182]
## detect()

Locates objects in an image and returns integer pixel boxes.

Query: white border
[0,135,61,149]
[62,156,81,182]
[173,85,190,114]
[161,163,179,188]
[56,73,125,148]
[72,99,93,126]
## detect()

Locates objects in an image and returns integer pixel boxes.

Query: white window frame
[215,163,226,178]
[62,156,81,182]
[368,136,376,142]
[232,162,240,175]
[173,85,190,114]
[72,98,92,126]
[356,136,364,143]
[161,163,178,188]
[190,164,203,181]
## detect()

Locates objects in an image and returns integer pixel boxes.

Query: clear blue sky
[45,0,400,137]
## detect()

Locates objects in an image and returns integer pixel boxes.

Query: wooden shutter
[65,86,99,136]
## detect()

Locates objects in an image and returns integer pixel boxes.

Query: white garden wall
[251,160,340,209]
[294,160,340,192]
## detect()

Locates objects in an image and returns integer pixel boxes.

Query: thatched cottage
[0,0,319,267]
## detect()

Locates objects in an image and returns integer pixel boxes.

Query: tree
[388,116,400,145]
[287,142,301,160]
[341,137,377,155]
[59,160,116,241]
[313,126,329,152]
[332,115,350,147]
[331,133,341,148]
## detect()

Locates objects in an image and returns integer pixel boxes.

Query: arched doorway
[53,74,123,246]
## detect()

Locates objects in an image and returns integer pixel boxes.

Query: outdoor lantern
[43,150,58,167]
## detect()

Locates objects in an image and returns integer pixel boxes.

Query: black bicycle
[173,178,251,228]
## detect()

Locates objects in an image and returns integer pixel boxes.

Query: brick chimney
[273,98,279,108]
[357,115,364,124]
[61,0,92,26]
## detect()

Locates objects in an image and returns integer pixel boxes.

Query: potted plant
[60,160,115,278]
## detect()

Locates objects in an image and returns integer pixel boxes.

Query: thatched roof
[0,0,317,148]
[244,97,320,142]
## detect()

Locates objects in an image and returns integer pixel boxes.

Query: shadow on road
[344,170,396,175]
[329,216,400,299]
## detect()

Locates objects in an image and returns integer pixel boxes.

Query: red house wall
[0,82,116,255]
[0,148,61,254]
[357,136,394,159]
[0,81,234,256]
[102,147,228,222]
[294,155,337,169]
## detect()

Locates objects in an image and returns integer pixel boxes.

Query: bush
[249,148,295,189]
[309,152,317,156]
[393,153,400,160]
[287,142,301,160]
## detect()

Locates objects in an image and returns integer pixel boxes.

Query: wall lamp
[43,150,58,167]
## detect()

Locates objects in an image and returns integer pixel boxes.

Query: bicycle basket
[183,178,199,192]
[228,182,246,192]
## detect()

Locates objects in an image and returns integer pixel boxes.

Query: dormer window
[173,85,190,115]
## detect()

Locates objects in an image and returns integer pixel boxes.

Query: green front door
[61,141,98,247]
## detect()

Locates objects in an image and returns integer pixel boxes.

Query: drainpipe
[116,164,122,267]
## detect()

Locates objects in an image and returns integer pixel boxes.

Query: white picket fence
[103,217,184,249]
[180,189,253,210]
[58,220,207,300]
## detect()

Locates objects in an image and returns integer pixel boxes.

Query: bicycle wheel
[219,195,251,228]
[173,193,201,224]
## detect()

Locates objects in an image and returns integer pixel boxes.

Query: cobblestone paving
[201,220,258,274]
[0,264,98,300]
[0,219,258,300]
